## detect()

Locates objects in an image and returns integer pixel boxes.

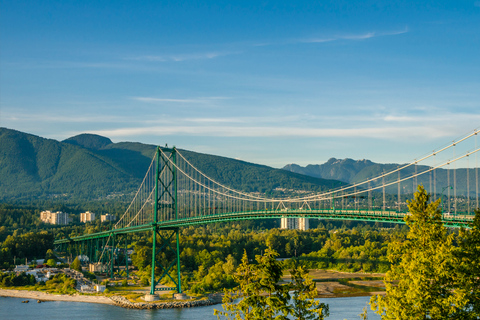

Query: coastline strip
[0,289,115,305]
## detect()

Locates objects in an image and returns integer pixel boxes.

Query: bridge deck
[54,208,473,244]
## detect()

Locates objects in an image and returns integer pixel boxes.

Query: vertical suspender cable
[476,132,479,210]
[467,155,470,215]
[368,181,371,210]
[433,152,437,201]
[398,167,401,212]
[429,169,432,199]
[454,143,457,216]
[415,161,418,188]
[412,165,415,195]
[448,165,451,213]
[354,186,357,211]
[383,173,386,211]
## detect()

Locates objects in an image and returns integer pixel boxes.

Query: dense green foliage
[0,204,40,235]
[0,271,75,294]
[0,271,36,287]
[0,231,54,269]
[128,222,399,294]
[48,274,76,293]
[370,186,479,319]
[216,249,291,320]
[215,249,328,320]
[455,209,480,319]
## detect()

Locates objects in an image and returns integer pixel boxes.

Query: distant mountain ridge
[283,158,379,183]
[63,133,113,150]
[282,158,476,197]
[0,127,342,201]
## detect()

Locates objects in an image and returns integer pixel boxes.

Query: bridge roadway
[54,208,474,245]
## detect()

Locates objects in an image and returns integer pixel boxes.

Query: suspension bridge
[54,128,480,299]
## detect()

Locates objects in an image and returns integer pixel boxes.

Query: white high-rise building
[80,211,95,223]
[40,211,69,225]
[297,217,309,231]
[280,217,309,231]
[101,213,116,222]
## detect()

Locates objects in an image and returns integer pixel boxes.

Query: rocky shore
[0,288,223,310]
[109,294,222,309]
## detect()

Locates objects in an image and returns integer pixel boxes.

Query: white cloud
[1,112,130,123]
[127,51,237,62]
[131,96,230,104]
[184,117,246,123]
[90,124,452,140]
[300,28,408,44]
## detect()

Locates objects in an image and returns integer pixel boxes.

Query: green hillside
[0,128,140,200]
[0,128,342,201]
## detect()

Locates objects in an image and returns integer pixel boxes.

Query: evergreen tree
[370,185,466,319]
[215,248,329,320]
[215,248,290,320]
[290,264,329,320]
[70,256,82,272]
[454,209,480,319]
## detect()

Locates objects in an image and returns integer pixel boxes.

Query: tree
[290,264,329,320]
[454,209,480,319]
[45,249,56,260]
[215,248,329,320]
[70,256,82,272]
[222,254,236,275]
[46,259,57,267]
[131,245,151,271]
[215,248,291,320]
[370,185,466,319]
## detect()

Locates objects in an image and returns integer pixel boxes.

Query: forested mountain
[0,128,341,201]
[283,158,477,196]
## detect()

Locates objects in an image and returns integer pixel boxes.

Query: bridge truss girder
[54,233,131,279]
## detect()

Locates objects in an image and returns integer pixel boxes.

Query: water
[0,296,380,320]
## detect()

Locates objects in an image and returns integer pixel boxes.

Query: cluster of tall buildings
[40,210,116,225]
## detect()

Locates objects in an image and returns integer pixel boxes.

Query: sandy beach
[0,288,115,305]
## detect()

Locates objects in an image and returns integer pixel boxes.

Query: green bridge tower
[148,146,183,298]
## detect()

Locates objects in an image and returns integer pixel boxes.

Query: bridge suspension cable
[114,127,480,228]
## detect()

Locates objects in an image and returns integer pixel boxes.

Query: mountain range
[1,127,476,202]
[283,158,477,198]
[0,128,341,201]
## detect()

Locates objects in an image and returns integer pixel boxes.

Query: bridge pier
[144,293,159,301]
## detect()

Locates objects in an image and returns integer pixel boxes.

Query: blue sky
[1,1,480,167]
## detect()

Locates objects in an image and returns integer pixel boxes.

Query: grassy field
[282,269,385,298]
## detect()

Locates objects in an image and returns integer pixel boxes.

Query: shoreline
[0,284,385,308]
[0,288,220,309]
[0,288,115,305]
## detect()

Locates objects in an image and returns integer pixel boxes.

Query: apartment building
[40,210,69,225]
[101,213,116,222]
[80,211,95,223]
[280,217,309,231]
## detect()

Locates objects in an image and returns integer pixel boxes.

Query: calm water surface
[0,296,380,320]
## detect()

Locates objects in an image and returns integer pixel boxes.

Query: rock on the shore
[109,295,220,309]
